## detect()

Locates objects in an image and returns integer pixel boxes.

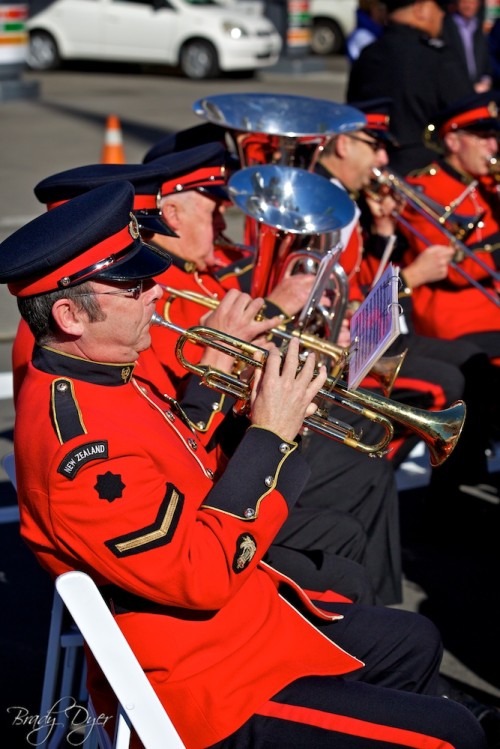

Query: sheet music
[348,264,401,390]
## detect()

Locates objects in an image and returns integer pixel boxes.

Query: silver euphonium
[227,164,356,346]
[192,93,366,269]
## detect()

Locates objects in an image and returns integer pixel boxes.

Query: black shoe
[480,710,500,749]
[438,676,500,748]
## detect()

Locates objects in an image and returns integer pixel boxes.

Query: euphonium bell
[151,312,466,467]
[227,164,356,342]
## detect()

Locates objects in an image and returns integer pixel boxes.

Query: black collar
[33,345,136,386]
[148,241,196,273]
[439,158,477,186]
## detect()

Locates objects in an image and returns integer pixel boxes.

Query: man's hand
[250,338,327,442]
[266,274,320,317]
[199,289,283,374]
[403,245,454,287]
[365,192,400,236]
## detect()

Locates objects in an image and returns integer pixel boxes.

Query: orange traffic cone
[100,114,126,164]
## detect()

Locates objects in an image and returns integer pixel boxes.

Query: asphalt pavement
[1,57,500,746]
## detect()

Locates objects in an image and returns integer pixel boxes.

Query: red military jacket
[400,160,500,339]
[15,345,362,749]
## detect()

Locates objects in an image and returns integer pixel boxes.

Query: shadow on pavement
[400,475,500,699]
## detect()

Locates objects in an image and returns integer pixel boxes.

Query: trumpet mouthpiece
[150,312,163,326]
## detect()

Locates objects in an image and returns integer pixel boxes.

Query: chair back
[55,571,186,749]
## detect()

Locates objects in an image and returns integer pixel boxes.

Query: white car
[217,0,357,57]
[26,0,283,79]
[310,0,356,55]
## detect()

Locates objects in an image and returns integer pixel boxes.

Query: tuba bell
[192,92,366,171]
[193,93,366,255]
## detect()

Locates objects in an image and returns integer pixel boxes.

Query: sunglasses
[72,280,145,300]
[347,134,387,152]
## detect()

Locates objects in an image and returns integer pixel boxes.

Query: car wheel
[311,19,343,56]
[27,31,61,70]
[179,40,219,80]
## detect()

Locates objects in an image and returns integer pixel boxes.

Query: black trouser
[209,604,487,749]
[394,335,499,490]
[297,414,402,606]
[265,507,377,605]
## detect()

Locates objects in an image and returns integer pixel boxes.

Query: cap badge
[488,101,498,118]
[128,213,140,240]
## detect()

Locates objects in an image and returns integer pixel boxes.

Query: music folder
[347,264,401,390]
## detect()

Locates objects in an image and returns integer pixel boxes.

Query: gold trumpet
[160,284,406,396]
[151,312,466,466]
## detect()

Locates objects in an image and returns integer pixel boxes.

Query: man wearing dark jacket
[347,0,474,174]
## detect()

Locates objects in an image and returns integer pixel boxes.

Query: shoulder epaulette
[51,378,87,444]
[406,164,440,178]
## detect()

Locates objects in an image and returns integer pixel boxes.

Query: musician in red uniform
[317,97,500,506]
[140,140,402,606]
[1,180,488,749]
[13,151,248,439]
[401,92,500,359]
[23,153,377,607]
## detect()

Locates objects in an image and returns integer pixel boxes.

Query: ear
[443,132,460,155]
[160,197,181,231]
[51,298,87,337]
[336,133,350,159]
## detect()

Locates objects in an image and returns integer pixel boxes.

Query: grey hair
[17,282,105,345]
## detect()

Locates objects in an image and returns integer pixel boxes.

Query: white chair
[0,370,13,400]
[38,588,88,748]
[0,371,17,524]
[55,571,186,749]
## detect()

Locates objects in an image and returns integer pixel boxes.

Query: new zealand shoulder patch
[232,533,257,573]
[58,440,108,480]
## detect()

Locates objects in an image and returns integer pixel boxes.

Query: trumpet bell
[369,349,408,398]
